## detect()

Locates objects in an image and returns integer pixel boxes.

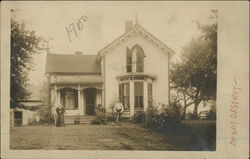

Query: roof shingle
[46,54,101,74]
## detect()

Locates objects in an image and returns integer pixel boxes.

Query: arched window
[126,44,145,73]
[126,47,132,72]
[60,88,78,110]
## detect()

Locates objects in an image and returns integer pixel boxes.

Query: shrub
[132,111,146,123]
[145,100,182,130]
[95,104,106,118]
[186,112,200,120]
[37,105,54,125]
[91,116,106,125]
[145,106,158,128]
[207,110,216,120]
[105,113,116,122]
[28,118,37,126]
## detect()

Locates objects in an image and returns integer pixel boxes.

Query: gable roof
[46,54,101,74]
[96,23,175,62]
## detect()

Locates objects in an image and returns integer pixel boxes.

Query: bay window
[148,83,153,107]
[134,82,144,109]
[119,83,130,110]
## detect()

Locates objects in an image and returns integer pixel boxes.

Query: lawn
[10,121,216,150]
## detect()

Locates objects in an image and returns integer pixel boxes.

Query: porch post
[57,89,61,105]
[78,85,83,115]
[101,89,104,107]
[143,80,148,111]
[130,80,135,117]
[82,90,86,115]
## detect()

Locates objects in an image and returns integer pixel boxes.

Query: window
[134,82,143,109]
[126,44,145,73]
[60,88,78,110]
[148,83,153,107]
[119,83,130,110]
[136,55,143,72]
[126,47,132,72]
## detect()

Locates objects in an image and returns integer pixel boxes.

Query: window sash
[60,88,78,110]
[119,83,130,110]
[134,82,144,108]
[148,83,153,107]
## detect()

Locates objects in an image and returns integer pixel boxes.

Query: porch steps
[64,115,96,124]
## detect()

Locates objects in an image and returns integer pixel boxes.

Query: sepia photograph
[8,2,217,151]
[1,1,249,159]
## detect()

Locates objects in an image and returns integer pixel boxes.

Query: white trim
[96,24,175,62]
[129,81,134,117]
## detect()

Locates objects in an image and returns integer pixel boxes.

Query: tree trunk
[193,101,201,119]
[182,105,187,120]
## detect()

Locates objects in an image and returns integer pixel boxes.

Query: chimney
[125,20,133,33]
[75,51,82,55]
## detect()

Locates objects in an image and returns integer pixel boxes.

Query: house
[45,21,175,124]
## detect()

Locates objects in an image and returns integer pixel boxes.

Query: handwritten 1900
[66,16,88,42]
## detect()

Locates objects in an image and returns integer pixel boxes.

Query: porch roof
[51,75,103,84]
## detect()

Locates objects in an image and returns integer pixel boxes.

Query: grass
[10,121,215,150]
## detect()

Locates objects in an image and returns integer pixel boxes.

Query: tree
[10,10,42,108]
[171,12,217,118]
[37,79,54,124]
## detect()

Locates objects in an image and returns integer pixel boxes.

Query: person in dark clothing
[56,104,65,127]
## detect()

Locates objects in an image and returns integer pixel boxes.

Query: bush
[132,111,146,123]
[106,115,116,122]
[37,105,54,125]
[91,116,106,125]
[28,118,37,126]
[186,112,199,120]
[207,110,216,120]
[145,100,182,130]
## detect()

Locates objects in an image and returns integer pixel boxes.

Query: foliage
[132,111,146,123]
[10,10,43,108]
[207,110,216,120]
[95,104,106,117]
[144,100,182,130]
[91,116,106,125]
[170,11,217,118]
[186,112,199,120]
[37,105,54,124]
[36,79,54,124]
[105,112,116,122]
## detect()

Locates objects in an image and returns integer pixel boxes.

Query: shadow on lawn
[155,120,216,151]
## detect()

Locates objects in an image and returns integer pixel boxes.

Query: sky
[9,1,216,85]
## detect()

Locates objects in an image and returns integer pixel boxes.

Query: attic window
[126,44,145,73]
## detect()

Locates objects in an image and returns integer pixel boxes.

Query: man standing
[113,102,124,123]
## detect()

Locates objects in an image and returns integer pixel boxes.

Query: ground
[10,121,215,150]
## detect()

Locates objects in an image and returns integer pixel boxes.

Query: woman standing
[60,107,65,127]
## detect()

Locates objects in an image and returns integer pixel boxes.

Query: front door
[85,88,96,115]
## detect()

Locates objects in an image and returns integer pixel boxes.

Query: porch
[49,74,104,120]
[51,85,103,116]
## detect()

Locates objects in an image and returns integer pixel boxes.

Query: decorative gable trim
[96,24,175,62]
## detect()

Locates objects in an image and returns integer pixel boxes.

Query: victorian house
[45,21,175,124]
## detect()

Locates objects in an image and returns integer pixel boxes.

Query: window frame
[60,88,78,110]
[134,82,144,109]
[119,82,130,110]
[148,83,153,107]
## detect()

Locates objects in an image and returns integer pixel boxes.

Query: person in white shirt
[113,102,124,123]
